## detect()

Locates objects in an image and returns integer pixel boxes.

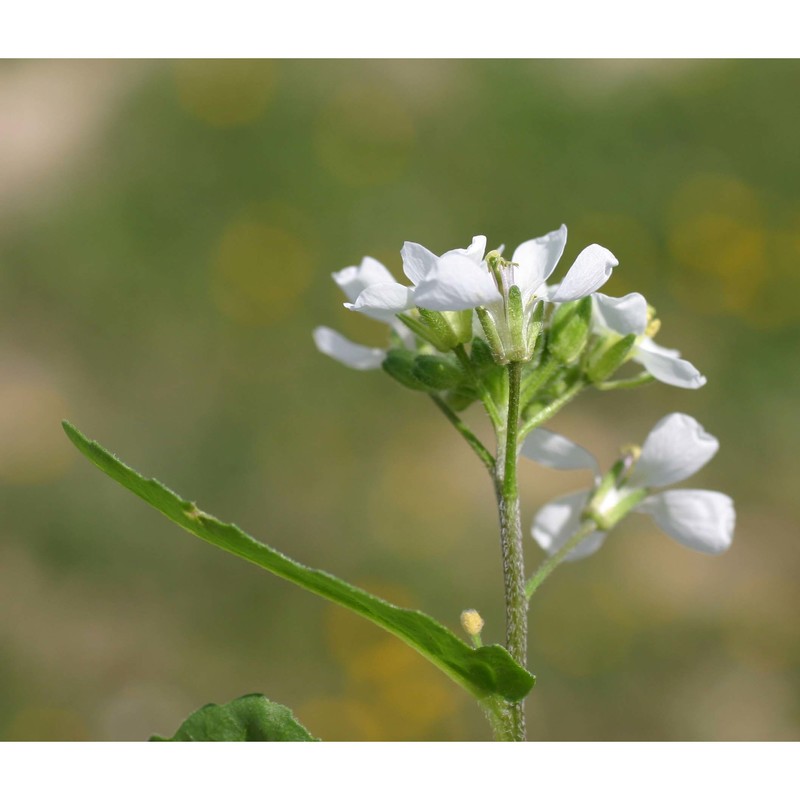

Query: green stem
[525,519,597,601]
[518,380,585,441]
[429,394,495,474]
[494,360,527,741]
[453,344,502,429]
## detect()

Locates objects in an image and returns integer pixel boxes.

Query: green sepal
[412,354,466,391]
[63,422,536,704]
[506,285,525,361]
[548,297,592,364]
[150,694,318,742]
[441,310,474,346]
[382,349,429,391]
[587,486,648,531]
[397,312,450,352]
[476,307,507,365]
[586,333,637,383]
[417,309,461,351]
[525,301,545,357]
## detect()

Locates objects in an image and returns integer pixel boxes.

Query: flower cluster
[314,225,733,569]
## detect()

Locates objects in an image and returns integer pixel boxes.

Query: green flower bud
[444,387,477,411]
[470,337,496,372]
[412,354,466,391]
[382,349,428,391]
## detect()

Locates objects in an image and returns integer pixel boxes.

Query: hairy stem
[493,361,527,741]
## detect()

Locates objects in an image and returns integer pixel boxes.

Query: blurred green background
[0,59,798,741]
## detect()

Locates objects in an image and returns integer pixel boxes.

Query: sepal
[548,296,592,363]
[585,333,637,383]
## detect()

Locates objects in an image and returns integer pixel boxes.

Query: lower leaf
[63,421,535,705]
[150,694,318,742]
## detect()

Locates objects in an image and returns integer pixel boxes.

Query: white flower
[522,413,735,560]
[413,224,617,311]
[312,256,412,370]
[346,236,488,319]
[412,225,618,363]
[591,292,706,389]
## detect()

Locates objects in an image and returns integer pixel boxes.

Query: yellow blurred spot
[322,583,463,739]
[4,706,88,741]
[743,227,800,330]
[296,697,383,742]
[314,86,415,187]
[325,582,414,668]
[211,218,312,326]
[667,174,767,316]
[174,60,276,128]
[0,375,73,485]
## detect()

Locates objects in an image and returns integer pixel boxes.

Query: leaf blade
[63,421,535,704]
[150,694,318,742]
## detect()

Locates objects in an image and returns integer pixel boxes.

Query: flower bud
[460,609,484,637]
[470,337,496,372]
[412,354,466,391]
[444,387,477,411]
[382,349,428,391]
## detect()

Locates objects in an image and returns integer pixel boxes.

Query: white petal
[345,282,415,322]
[628,413,719,488]
[511,225,567,299]
[637,338,680,358]
[446,234,487,265]
[539,281,557,301]
[312,327,385,370]
[333,257,396,303]
[413,253,502,311]
[592,292,648,336]
[550,244,618,303]
[401,241,439,285]
[634,338,707,389]
[636,490,735,554]
[531,490,607,561]
[521,428,599,474]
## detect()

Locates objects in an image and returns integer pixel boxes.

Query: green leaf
[150,693,318,742]
[63,422,535,704]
